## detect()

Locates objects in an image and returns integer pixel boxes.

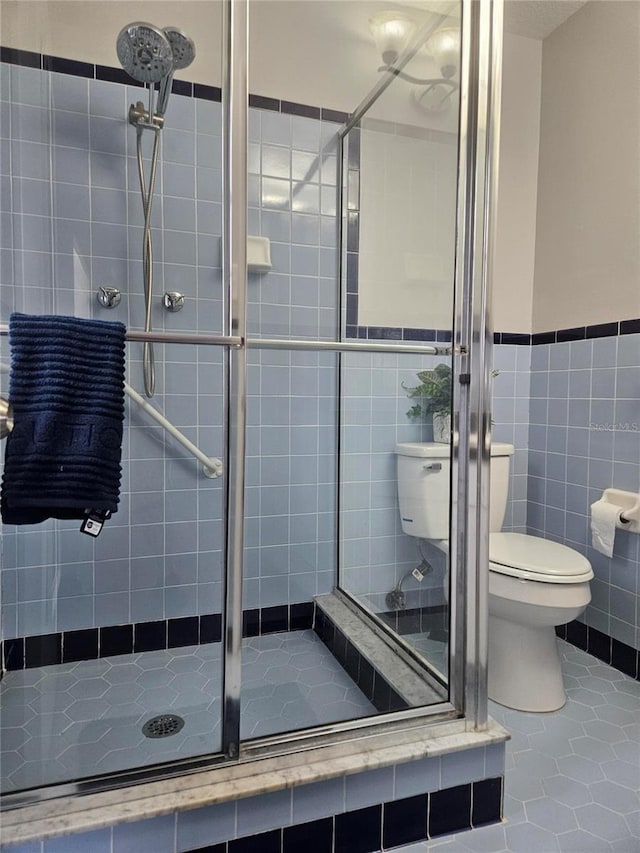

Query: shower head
[116,22,174,85]
[155,27,196,118]
[164,27,196,70]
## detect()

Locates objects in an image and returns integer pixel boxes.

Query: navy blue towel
[1,313,126,525]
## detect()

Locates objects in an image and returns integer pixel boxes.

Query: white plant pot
[433,412,451,443]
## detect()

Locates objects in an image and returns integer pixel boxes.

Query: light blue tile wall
[0,744,505,852]
[0,63,344,638]
[492,344,532,532]
[526,334,640,651]
[243,108,340,610]
[340,352,446,611]
[0,64,226,639]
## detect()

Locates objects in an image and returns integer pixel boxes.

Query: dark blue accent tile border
[194,83,222,103]
[314,607,408,713]
[620,317,640,334]
[429,782,472,838]
[556,326,585,342]
[494,332,532,345]
[200,613,223,643]
[172,78,193,98]
[1,604,315,673]
[524,318,640,346]
[100,624,133,658]
[379,604,447,639]
[0,46,41,68]
[0,48,345,121]
[281,100,321,120]
[248,93,280,112]
[283,816,333,853]
[134,620,167,654]
[63,628,99,663]
[382,794,428,848]
[168,616,199,649]
[472,777,503,827]
[2,637,25,671]
[335,804,381,853]
[25,633,62,668]
[42,54,93,78]
[96,63,143,86]
[586,321,619,338]
[322,107,349,124]
[531,331,556,345]
[185,778,502,852]
[229,828,281,853]
[556,620,639,680]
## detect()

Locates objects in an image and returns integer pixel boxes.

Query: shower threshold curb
[1,717,509,845]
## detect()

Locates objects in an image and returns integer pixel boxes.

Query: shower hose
[135,104,161,398]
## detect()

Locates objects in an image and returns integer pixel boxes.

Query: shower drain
[142,714,185,738]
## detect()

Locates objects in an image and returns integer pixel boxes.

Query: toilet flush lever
[423,462,442,471]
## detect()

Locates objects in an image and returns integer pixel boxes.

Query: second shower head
[116,22,196,118]
[156,27,196,118]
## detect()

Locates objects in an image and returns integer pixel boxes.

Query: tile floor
[0,630,375,793]
[392,640,640,852]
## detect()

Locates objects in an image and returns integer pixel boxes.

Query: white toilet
[395,441,593,712]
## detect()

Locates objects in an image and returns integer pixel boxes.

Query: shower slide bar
[0,360,222,479]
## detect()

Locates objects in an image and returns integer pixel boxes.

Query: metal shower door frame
[219,0,505,754]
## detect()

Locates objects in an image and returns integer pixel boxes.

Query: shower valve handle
[97,287,122,309]
[163,291,185,313]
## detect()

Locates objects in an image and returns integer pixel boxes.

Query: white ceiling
[503,1,588,40]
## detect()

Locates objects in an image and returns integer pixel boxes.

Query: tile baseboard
[0,602,315,674]
[184,777,503,853]
[556,620,639,680]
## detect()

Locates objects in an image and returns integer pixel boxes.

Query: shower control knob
[163,291,185,312]
[96,286,122,309]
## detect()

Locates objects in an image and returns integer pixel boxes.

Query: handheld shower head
[164,27,196,70]
[116,22,174,84]
[155,27,196,118]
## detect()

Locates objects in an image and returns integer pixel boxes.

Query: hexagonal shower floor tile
[0,629,375,794]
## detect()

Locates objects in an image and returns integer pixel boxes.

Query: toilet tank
[395,442,515,539]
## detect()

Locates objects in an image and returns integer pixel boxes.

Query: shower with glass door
[0,0,500,819]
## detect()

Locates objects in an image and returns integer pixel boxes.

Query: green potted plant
[403,365,499,442]
[402,363,452,442]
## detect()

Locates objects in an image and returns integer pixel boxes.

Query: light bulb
[369,12,417,66]
[426,27,459,79]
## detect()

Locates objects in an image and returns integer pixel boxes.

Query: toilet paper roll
[590,498,621,557]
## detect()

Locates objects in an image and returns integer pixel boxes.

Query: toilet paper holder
[602,488,640,533]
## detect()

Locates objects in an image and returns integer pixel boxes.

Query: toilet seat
[490,532,593,584]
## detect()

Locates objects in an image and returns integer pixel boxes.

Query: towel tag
[80,509,112,537]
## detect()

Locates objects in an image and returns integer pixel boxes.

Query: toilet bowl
[395,442,593,712]
[488,532,592,711]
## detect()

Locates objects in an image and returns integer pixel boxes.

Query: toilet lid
[490,533,593,582]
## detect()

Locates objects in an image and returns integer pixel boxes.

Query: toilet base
[488,616,566,712]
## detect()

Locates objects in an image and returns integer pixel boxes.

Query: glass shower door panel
[0,0,227,794]
[240,348,378,740]
[0,341,226,795]
[337,20,461,692]
[340,350,451,682]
